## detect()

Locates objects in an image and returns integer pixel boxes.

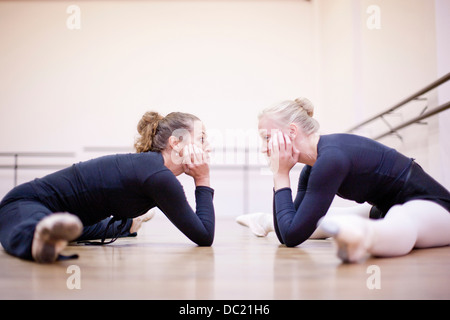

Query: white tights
[236,200,450,262]
[366,200,450,255]
[235,203,372,239]
[310,202,372,239]
[320,200,450,262]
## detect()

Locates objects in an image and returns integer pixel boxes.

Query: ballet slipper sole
[320,220,370,263]
[32,213,83,263]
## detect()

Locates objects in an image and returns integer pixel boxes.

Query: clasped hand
[181,144,210,186]
[267,130,300,177]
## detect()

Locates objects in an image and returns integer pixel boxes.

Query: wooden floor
[0,215,449,300]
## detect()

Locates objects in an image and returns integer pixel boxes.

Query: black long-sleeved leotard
[272,133,439,247]
[0,151,215,246]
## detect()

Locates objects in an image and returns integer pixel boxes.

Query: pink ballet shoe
[32,213,83,263]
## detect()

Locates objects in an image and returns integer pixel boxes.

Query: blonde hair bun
[259,97,319,135]
[294,97,314,117]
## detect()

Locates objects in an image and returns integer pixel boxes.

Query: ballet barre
[0,152,75,186]
[347,72,450,140]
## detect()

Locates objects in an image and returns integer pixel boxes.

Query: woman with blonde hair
[243,97,450,263]
[0,111,214,263]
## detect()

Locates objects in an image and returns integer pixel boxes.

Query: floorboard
[0,215,449,300]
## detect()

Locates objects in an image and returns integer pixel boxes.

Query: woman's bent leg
[0,201,83,262]
[75,208,156,242]
[311,203,372,239]
[236,203,372,238]
[0,201,52,260]
[76,217,133,242]
[320,200,450,262]
[371,200,450,254]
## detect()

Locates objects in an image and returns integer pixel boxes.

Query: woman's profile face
[191,120,210,153]
[176,120,210,155]
[258,116,284,157]
[169,120,210,167]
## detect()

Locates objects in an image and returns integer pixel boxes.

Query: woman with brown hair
[0,111,215,263]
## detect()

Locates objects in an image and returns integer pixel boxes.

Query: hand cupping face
[181,144,211,186]
[268,130,300,176]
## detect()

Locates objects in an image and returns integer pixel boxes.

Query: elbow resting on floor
[197,239,213,247]
[282,234,308,248]
[195,234,214,247]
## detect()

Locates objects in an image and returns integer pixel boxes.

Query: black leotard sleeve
[273,165,311,244]
[144,170,215,246]
[272,133,415,247]
[273,146,350,247]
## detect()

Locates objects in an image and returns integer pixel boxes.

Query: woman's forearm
[273,173,291,191]
[194,176,210,187]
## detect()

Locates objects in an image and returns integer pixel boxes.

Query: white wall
[315,0,439,130]
[0,0,448,216]
[315,0,448,188]
[0,0,316,215]
[0,1,316,150]
[435,0,450,189]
